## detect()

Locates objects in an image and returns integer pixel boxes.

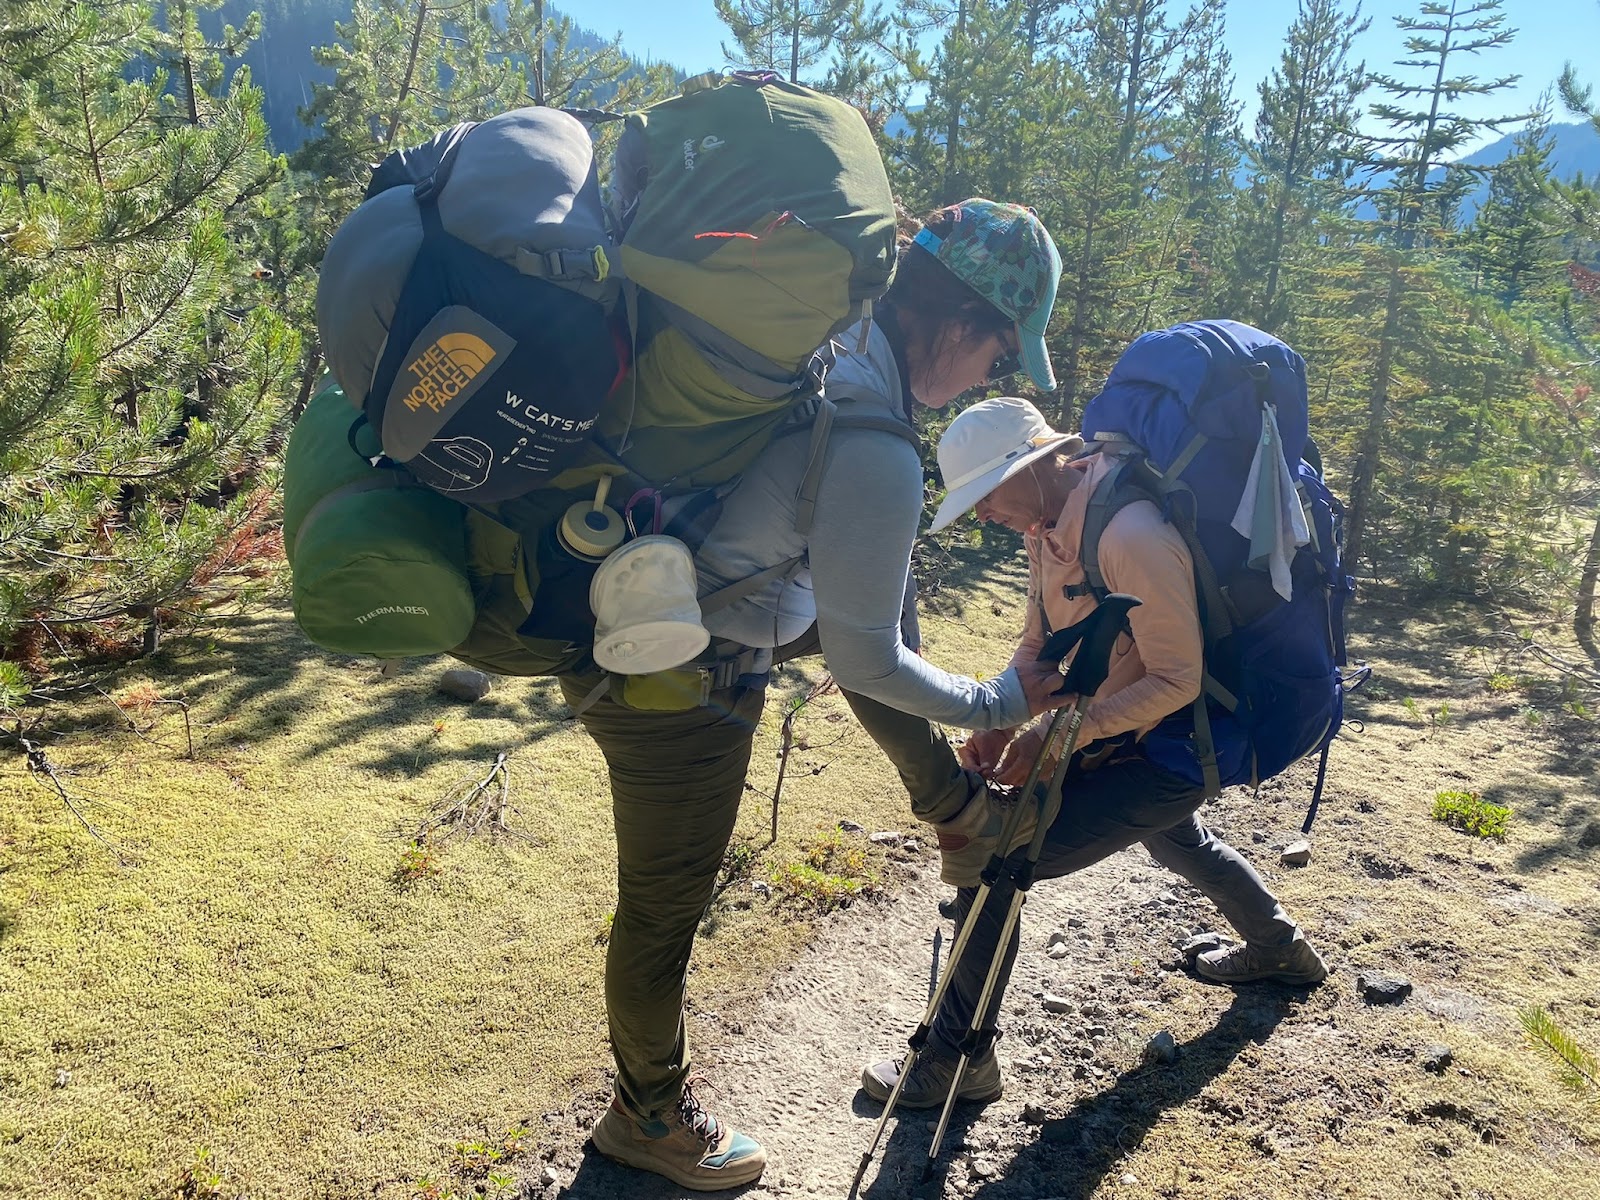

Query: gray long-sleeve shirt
[692,321,1029,731]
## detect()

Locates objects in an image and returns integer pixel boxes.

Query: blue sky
[573,0,1596,153]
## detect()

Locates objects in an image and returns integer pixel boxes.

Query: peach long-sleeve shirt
[1008,450,1204,748]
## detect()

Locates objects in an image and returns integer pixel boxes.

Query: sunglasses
[988,333,1021,383]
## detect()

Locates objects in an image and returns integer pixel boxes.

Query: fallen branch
[415,751,525,842]
[763,674,840,847]
[3,718,130,864]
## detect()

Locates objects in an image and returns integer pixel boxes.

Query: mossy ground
[2,546,1598,1198]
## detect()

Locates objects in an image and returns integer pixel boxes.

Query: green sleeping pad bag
[283,384,476,657]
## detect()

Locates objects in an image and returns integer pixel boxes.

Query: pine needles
[1520,1006,1600,1101]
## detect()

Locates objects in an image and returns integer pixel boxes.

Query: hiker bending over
[859,396,1328,1112]
[576,200,1070,1189]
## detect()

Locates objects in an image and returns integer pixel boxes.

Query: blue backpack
[1077,320,1359,829]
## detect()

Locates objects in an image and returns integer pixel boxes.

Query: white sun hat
[928,397,1083,532]
[590,535,710,674]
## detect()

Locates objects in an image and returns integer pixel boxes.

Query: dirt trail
[547,827,1321,1200]
[537,600,1600,1200]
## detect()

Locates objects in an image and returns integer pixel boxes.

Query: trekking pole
[846,595,1141,1200]
[922,594,1140,1176]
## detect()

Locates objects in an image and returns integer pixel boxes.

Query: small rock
[837,819,866,834]
[1043,992,1073,1014]
[1158,890,1178,905]
[869,830,903,846]
[1072,1063,1090,1079]
[1281,840,1313,866]
[1144,1030,1179,1064]
[540,1165,560,1187]
[1121,1173,1139,1186]
[1086,1025,1107,1040]
[1180,932,1226,963]
[1067,916,1087,929]
[1250,829,1268,844]
[970,1160,995,1179]
[1047,943,1070,960]
[1022,1102,1048,1125]
[901,839,922,854]
[751,880,772,896]
[1046,929,1069,949]
[1421,1044,1453,1074]
[53,1068,70,1088]
[938,896,960,920]
[1358,970,1413,1005]
[437,668,492,702]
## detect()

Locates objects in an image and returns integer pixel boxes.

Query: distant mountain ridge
[1343,119,1600,223]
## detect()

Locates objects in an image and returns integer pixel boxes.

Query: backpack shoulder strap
[1078,447,1235,798]
[700,376,920,620]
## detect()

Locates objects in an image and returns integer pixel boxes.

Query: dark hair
[882,206,1011,337]
[876,207,1011,406]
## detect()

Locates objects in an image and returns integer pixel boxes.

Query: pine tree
[1043,0,1206,426]
[715,0,863,83]
[1465,100,1565,306]
[1233,0,1369,332]
[1163,0,1243,317]
[1339,0,1527,568]
[0,0,298,668]
[1363,0,1525,249]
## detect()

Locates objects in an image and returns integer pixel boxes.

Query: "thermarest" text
[355,605,429,624]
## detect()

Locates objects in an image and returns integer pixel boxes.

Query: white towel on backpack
[1230,405,1310,602]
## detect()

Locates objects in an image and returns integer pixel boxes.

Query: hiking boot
[589,1081,766,1191]
[931,781,1042,887]
[1196,936,1328,986]
[860,1047,1004,1109]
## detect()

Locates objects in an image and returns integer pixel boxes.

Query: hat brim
[928,432,1081,533]
[1017,320,1057,392]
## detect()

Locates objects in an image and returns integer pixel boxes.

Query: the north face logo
[401,331,497,414]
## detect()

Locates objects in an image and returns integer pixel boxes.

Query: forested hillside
[181,1,680,151]
[1,0,1598,690]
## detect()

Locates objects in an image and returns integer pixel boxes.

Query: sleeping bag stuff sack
[283,383,476,657]
[316,105,620,504]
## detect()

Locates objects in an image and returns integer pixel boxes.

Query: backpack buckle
[519,245,609,283]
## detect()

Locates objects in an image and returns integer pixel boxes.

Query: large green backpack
[612,70,897,384]
[295,74,899,676]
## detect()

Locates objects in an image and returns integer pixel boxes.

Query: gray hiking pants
[927,750,1301,1058]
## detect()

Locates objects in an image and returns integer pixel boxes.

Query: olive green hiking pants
[559,652,977,1126]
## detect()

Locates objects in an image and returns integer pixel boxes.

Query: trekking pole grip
[1040,593,1141,700]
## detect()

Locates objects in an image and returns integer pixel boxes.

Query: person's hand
[958,727,1014,776]
[994,725,1052,786]
[1016,658,1074,717]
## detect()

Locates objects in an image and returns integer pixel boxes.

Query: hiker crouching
[860,396,1329,1111]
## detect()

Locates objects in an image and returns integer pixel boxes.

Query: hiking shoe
[860,1047,1004,1109]
[1196,937,1328,986]
[589,1081,766,1191]
[931,781,1041,887]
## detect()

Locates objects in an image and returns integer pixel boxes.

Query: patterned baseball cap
[912,198,1061,391]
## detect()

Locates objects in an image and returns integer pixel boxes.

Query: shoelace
[677,1077,721,1146]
